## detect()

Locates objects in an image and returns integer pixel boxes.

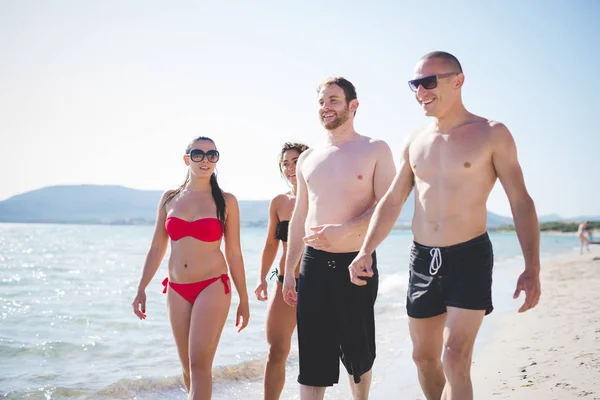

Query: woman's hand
[132,290,147,320]
[236,298,250,332]
[254,279,268,301]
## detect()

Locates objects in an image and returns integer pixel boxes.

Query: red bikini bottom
[162,274,231,304]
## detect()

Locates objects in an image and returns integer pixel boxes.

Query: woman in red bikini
[132,136,249,399]
[254,142,308,399]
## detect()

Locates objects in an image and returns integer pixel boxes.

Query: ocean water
[0,223,580,399]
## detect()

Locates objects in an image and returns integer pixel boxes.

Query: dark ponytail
[210,173,226,229]
[163,136,227,229]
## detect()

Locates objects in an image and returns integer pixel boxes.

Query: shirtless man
[348,51,542,400]
[281,77,396,400]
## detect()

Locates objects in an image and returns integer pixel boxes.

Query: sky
[0,0,599,218]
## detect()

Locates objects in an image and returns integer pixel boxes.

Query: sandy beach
[371,246,600,400]
[471,246,600,399]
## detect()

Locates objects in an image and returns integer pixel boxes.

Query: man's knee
[300,384,326,399]
[442,338,473,375]
[412,347,442,370]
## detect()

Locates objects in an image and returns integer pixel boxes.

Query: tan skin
[132,139,249,400]
[254,148,303,400]
[282,84,396,400]
[348,57,541,400]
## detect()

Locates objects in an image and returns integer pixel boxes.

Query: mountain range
[0,184,592,228]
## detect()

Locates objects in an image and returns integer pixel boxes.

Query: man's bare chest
[303,151,375,193]
[409,133,492,181]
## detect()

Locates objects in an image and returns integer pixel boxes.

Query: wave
[0,339,107,358]
[0,386,88,400]
[1,358,267,399]
[378,272,407,297]
[98,358,264,393]
[97,358,265,396]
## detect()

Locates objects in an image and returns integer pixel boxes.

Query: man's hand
[303,224,346,250]
[513,269,541,312]
[348,250,374,286]
[282,274,297,306]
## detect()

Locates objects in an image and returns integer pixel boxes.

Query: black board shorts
[296,246,378,387]
[406,232,494,318]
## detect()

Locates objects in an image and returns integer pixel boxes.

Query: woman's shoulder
[271,191,295,206]
[271,192,288,202]
[159,189,177,204]
[222,191,238,205]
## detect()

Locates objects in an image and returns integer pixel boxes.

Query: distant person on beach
[578,221,591,254]
[347,51,542,400]
[254,142,309,400]
[132,136,249,399]
[281,77,396,400]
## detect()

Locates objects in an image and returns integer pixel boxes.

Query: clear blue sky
[1,0,598,218]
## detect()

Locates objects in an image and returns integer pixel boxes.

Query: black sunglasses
[188,149,219,163]
[408,72,459,92]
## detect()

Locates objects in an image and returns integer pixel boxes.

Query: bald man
[348,51,541,400]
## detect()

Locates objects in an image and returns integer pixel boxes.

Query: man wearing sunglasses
[348,51,541,400]
[282,77,396,400]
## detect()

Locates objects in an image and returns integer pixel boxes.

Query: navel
[464,162,471,168]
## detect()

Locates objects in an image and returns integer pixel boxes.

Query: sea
[0,223,580,399]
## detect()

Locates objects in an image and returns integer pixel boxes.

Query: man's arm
[492,122,540,272]
[282,150,311,306]
[491,122,541,312]
[340,140,397,238]
[360,137,414,254]
[284,151,311,273]
[348,133,416,285]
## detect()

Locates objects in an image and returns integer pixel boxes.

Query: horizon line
[1,183,597,220]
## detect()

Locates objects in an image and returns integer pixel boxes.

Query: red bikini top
[165,216,223,242]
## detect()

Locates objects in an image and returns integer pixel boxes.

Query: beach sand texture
[470,247,600,399]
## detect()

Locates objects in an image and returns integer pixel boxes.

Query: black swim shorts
[406,232,494,319]
[296,246,378,387]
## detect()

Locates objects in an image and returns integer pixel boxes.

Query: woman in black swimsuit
[254,142,308,399]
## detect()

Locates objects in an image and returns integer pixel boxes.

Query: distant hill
[538,214,563,223]
[0,185,517,228]
[0,185,270,226]
[0,185,160,224]
[538,214,600,223]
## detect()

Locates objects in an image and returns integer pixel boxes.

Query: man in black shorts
[348,52,541,400]
[282,77,396,399]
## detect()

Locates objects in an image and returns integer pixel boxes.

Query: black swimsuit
[272,220,290,283]
[275,220,289,242]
